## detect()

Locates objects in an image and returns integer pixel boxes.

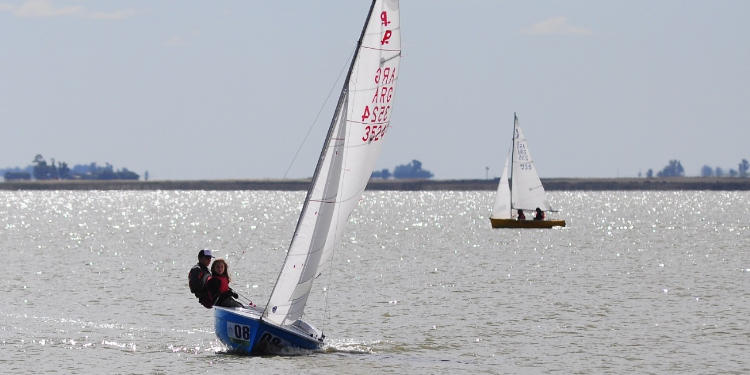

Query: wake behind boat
[490,113,566,229]
[214,0,402,355]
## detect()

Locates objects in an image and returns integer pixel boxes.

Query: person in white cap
[188,249,214,306]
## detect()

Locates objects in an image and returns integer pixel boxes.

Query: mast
[262,0,378,320]
[509,112,517,211]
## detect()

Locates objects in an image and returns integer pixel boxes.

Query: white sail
[510,114,551,212]
[264,0,401,326]
[490,154,511,219]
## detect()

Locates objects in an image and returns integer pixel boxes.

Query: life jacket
[204,275,231,309]
[213,275,230,294]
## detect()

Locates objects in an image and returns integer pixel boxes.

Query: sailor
[188,249,213,307]
[534,207,545,221]
[517,209,526,221]
[206,258,245,308]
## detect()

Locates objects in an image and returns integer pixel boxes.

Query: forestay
[511,114,551,212]
[264,0,401,326]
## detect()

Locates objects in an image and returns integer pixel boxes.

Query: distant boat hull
[214,306,323,355]
[490,218,566,228]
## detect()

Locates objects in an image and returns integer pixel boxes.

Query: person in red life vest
[534,207,545,221]
[206,258,245,308]
[517,209,526,221]
[188,249,214,307]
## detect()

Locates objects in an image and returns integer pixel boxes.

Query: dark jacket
[534,210,545,221]
[188,263,211,299]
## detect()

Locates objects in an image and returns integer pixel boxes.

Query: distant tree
[4,171,31,180]
[97,163,116,180]
[49,158,60,179]
[56,161,72,179]
[1,166,33,181]
[715,167,724,177]
[739,159,749,177]
[646,169,653,178]
[700,165,713,177]
[656,160,684,177]
[729,169,738,177]
[393,159,434,179]
[371,168,391,179]
[15,155,140,181]
[115,168,139,180]
[32,154,57,180]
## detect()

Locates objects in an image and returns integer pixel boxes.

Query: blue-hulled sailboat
[214,0,402,355]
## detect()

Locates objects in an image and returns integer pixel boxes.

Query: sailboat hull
[490,218,566,228]
[214,306,323,355]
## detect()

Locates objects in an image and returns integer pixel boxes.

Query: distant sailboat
[490,113,565,228]
[214,0,402,354]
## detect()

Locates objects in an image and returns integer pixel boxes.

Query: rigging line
[235,291,258,308]
[282,49,355,179]
[232,207,254,266]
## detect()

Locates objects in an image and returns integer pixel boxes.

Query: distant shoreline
[2,177,749,191]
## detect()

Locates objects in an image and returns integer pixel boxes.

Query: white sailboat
[214,0,401,355]
[490,113,565,228]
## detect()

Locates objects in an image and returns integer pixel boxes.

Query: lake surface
[1,191,748,374]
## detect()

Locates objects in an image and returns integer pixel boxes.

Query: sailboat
[214,0,401,355]
[490,113,566,229]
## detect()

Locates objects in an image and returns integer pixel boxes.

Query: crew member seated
[534,207,545,221]
[517,209,525,221]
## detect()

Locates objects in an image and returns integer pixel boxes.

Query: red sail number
[362,125,387,142]
[380,11,390,26]
[380,30,392,45]
[374,67,396,85]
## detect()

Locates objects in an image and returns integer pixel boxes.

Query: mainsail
[264,0,401,326]
[510,114,551,212]
[490,153,511,219]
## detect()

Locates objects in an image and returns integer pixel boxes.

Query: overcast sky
[1,0,748,180]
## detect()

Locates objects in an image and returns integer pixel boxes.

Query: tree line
[2,154,140,181]
[643,158,749,178]
[372,159,434,179]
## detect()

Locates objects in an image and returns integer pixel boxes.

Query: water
[1,190,748,374]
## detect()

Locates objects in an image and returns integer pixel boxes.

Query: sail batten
[263,0,401,326]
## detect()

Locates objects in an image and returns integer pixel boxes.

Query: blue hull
[214,306,323,355]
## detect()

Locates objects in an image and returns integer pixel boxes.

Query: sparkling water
[1,190,747,374]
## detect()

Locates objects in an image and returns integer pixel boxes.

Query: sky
[1,0,748,180]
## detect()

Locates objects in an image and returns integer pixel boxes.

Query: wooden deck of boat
[489,218,566,228]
